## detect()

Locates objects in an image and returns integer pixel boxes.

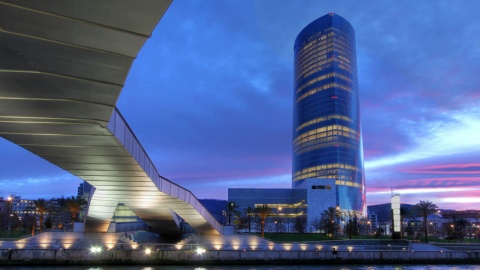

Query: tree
[321,207,342,239]
[273,218,283,233]
[400,206,410,238]
[310,217,322,233]
[254,204,272,238]
[33,198,50,232]
[246,206,253,233]
[375,226,384,238]
[233,213,249,232]
[64,196,87,223]
[454,218,469,239]
[293,216,308,233]
[344,211,360,239]
[412,200,437,243]
[226,201,239,225]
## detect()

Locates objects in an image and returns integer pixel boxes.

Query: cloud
[365,104,480,169]
[2,1,480,211]
[0,173,81,199]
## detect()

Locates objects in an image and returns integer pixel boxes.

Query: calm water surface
[0,265,476,270]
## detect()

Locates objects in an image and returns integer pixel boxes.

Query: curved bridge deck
[0,0,221,236]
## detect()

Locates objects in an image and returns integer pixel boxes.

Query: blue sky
[1,0,480,210]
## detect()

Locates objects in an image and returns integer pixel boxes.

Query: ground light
[90,246,102,253]
[196,247,206,255]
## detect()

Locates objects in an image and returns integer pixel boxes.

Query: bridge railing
[107,108,222,234]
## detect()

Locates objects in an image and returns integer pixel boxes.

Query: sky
[1,0,480,210]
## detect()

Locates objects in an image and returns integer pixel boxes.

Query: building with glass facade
[293,13,366,213]
[228,13,366,231]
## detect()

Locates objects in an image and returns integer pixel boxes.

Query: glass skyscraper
[293,13,366,213]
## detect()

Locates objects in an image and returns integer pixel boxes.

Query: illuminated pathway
[0,0,221,236]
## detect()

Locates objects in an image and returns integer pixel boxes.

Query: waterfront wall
[1,249,480,265]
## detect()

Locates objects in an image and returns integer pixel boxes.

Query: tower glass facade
[293,13,366,212]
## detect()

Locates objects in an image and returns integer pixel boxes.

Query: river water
[0,265,476,270]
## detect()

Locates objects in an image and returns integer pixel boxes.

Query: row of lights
[89,246,206,255]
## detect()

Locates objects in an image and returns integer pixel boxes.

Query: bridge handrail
[107,108,222,233]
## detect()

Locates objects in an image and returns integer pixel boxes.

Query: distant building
[367,211,378,230]
[441,209,480,222]
[9,195,34,216]
[229,178,337,232]
[77,183,84,197]
[78,181,93,199]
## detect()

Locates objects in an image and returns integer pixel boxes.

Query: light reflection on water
[0,266,477,270]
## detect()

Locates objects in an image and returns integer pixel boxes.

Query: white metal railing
[107,108,222,233]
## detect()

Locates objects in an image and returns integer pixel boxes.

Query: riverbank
[1,248,480,265]
[1,232,479,265]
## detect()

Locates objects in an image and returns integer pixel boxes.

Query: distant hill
[367,203,414,223]
[199,199,227,224]
[200,200,421,224]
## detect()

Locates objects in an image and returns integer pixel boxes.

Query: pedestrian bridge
[0,0,222,236]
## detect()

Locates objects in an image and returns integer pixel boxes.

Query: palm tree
[33,199,49,232]
[400,206,410,238]
[227,201,239,225]
[413,200,437,243]
[64,196,87,223]
[322,206,342,239]
[254,204,272,238]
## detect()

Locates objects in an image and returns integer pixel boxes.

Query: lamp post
[7,196,13,234]
[469,225,472,244]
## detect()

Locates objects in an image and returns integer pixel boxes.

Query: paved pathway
[410,243,448,251]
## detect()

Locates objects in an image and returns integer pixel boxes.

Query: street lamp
[7,196,12,234]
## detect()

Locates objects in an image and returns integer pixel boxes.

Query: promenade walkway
[410,243,446,251]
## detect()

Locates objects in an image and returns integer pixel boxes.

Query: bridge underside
[0,0,221,236]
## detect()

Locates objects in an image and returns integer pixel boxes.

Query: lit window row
[296,32,335,59]
[296,43,334,67]
[295,48,331,74]
[337,54,350,63]
[300,57,353,80]
[338,63,355,74]
[295,114,353,132]
[296,72,352,94]
[294,173,346,181]
[336,180,362,188]
[257,201,307,209]
[293,170,358,183]
[294,124,358,144]
[332,43,354,58]
[298,31,348,57]
[294,163,362,177]
[297,38,332,61]
[296,82,351,103]
[294,131,359,149]
[295,53,328,75]
[296,46,353,79]
[332,37,352,49]
[296,42,353,71]
[296,57,335,80]
[293,176,363,189]
[297,40,352,69]
[294,138,359,155]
